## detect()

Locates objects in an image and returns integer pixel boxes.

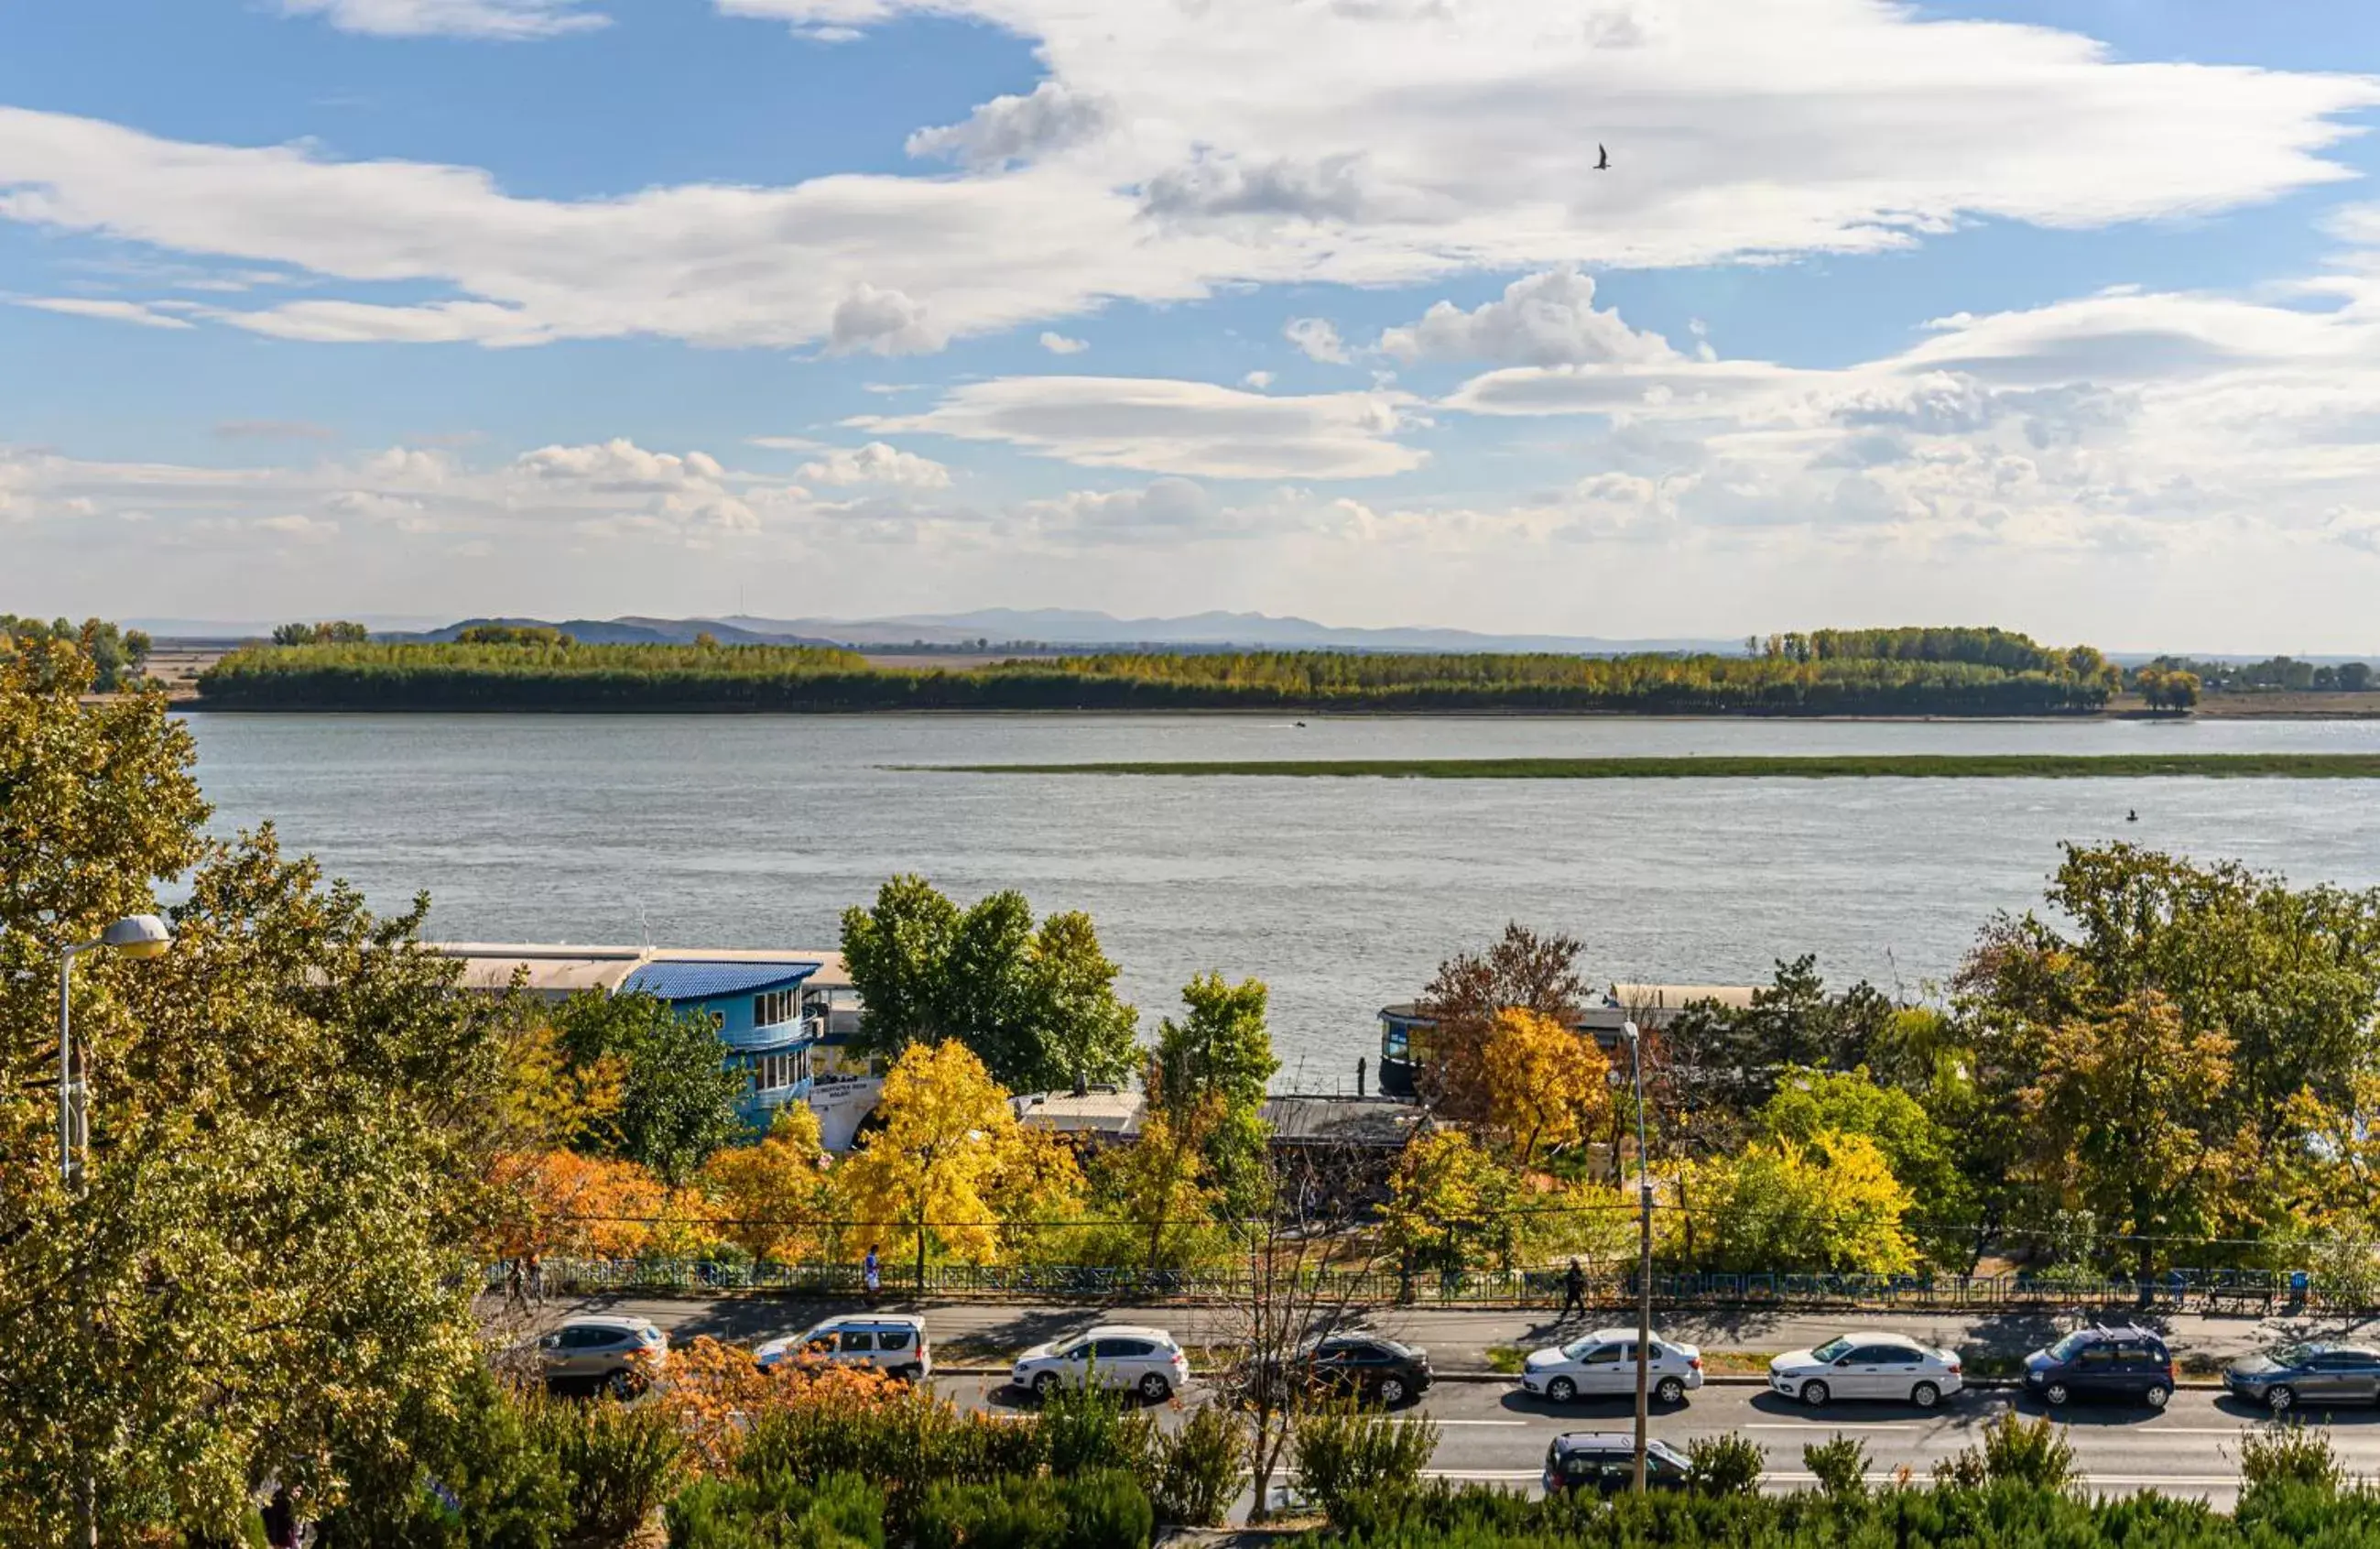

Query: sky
[6,0,2380,650]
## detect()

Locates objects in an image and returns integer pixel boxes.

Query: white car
[755,1314,931,1381]
[1521,1328,1704,1405]
[1011,1325,1189,1402]
[1769,1334,1963,1409]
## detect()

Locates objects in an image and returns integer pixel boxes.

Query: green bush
[1685,1434,1765,1497]
[2236,1423,2345,1497]
[1801,1434,1868,1500]
[1293,1399,1440,1525]
[533,1395,684,1545]
[1056,1468,1155,1549]
[1149,1402,1245,1525]
[666,1471,884,1549]
[1039,1380,1157,1475]
[908,1470,1150,1549]
[1979,1411,2075,1491]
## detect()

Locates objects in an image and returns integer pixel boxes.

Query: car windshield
[2049,1333,2094,1360]
[2273,1343,2320,1366]
[1560,1339,1603,1360]
[1811,1336,1854,1363]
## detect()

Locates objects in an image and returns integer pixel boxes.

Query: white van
[755,1314,931,1381]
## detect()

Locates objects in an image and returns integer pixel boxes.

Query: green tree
[842,873,962,1057]
[1,616,152,691]
[0,636,509,1543]
[1153,974,1278,1216]
[1755,1066,1970,1263]
[555,992,745,1185]
[1020,911,1140,1093]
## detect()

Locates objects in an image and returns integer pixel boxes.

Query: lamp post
[1623,1020,1652,1493]
[59,911,172,1549]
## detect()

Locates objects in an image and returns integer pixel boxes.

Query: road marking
[1743,1423,1920,1431]
[1429,1469,2243,1487]
[1405,1419,1529,1426]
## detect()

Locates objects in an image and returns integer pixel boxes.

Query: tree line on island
[22,627,2380,1538]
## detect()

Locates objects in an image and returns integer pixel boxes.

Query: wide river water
[181,712,2380,1089]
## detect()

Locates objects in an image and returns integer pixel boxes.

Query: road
[922,1375,2376,1509]
[503,1293,2380,1507]
[512,1291,2380,1372]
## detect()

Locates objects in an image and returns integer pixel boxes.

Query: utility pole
[1625,1020,1652,1493]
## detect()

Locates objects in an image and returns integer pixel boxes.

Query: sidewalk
[534,1292,2380,1373]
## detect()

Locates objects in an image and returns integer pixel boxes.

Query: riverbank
[918,753,2380,779]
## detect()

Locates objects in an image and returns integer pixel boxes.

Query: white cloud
[17,297,193,330]
[1285,317,1350,364]
[3,0,2369,354]
[1039,331,1089,355]
[852,376,1425,478]
[798,442,953,489]
[1243,370,1275,389]
[907,82,1113,170]
[277,0,607,39]
[1380,269,1676,366]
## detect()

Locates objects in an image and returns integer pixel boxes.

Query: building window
[753,1052,804,1093]
[755,988,799,1028]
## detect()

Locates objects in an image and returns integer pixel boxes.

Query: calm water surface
[181,713,2380,1087]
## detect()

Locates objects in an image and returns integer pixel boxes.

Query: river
[180,712,2380,1088]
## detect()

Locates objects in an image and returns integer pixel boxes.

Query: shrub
[666,1471,885,1549]
[1937,1412,2074,1492]
[1802,1434,1869,1500]
[534,1394,685,1546]
[2237,1423,2345,1496]
[1149,1402,1245,1526]
[315,1364,569,1549]
[908,1470,1151,1549]
[1686,1434,1766,1497]
[1057,1469,1155,1549]
[1292,1399,1440,1525]
[1040,1380,1156,1475]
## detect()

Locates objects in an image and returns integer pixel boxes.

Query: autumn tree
[556,990,745,1184]
[1481,1007,1612,1168]
[701,1103,835,1264]
[1380,1129,1527,1275]
[831,1040,1077,1283]
[1413,923,1588,1122]
[1097,1079,1229,1270]
[0,636,512,1543]
[1755,1066,1969,1263]
[1684,1131,1918,1276]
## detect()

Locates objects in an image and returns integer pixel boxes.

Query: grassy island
[196,627,2127,715]
[922,753,2380,779]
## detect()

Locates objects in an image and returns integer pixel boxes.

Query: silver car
[1769,1333,1962,1409]
[1011,1325,1189,1402]
[1521,1327,1704,1405]
[755,1314,932,1381]
[538,1315,669,1397]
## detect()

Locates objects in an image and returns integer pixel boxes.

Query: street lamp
[1623,1020,1652,1493]
[59,913,173,1193]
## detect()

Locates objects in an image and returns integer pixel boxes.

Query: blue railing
[493,1258,2349,1311]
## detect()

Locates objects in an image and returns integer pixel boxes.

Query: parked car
[1542,1433,1692,1494]
[2223,1342,2380,1413]
[2022,1325,2175,1409]
[755,1314,932,1381]
[538,1315,668,1397]
[1011,1325,1190,1402]
[1769,1333,1962,1409]
[1293,1335,1434,1407]
[1521,1327,1703,1405]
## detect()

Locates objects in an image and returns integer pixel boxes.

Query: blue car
[2022,1325,2174,1410]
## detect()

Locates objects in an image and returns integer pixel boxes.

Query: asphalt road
[925,1373,2380,1509]
[510,1292,2380,1372]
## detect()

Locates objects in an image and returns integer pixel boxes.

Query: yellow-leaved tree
[1685,1129,1917,1275]
[701,1102,835,1265]
[832,1040,1075,1282]
[1480,1007,1613,1169]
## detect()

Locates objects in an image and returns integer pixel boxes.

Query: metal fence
[497,1258,2346,1314]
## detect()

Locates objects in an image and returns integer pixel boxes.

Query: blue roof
[621,959,820,1002]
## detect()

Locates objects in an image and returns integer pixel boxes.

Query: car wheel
[1032,1371,1060,1399]
[1138,1371,1173,1402]
[1547,1377,1577,1403]
[2267,1385,2296,1414]
[1801,1380,1830,1408]
[2042,1381,2070,1406]
[1911,1381,1940,1410]
[2145,1384,2171,1411]
[1656,1377,1686,1405]
[897,1364,923,1384]
[1379,1376,1408,1407]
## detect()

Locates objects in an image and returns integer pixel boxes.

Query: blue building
[618,956,828,1129]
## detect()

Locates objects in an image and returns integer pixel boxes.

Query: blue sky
[7,0,2380,649]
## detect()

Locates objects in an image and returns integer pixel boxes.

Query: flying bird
[1595,144,1610,171]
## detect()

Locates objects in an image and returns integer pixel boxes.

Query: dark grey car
[2224,1343,2380,1413]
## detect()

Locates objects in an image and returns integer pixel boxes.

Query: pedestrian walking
[526,1250,545,1306]
[1559,1258,1588,1320]
[864,1243,882,1304]
[505,1257,527,1312]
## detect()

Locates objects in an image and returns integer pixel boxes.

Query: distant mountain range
[372,609,1742,655]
